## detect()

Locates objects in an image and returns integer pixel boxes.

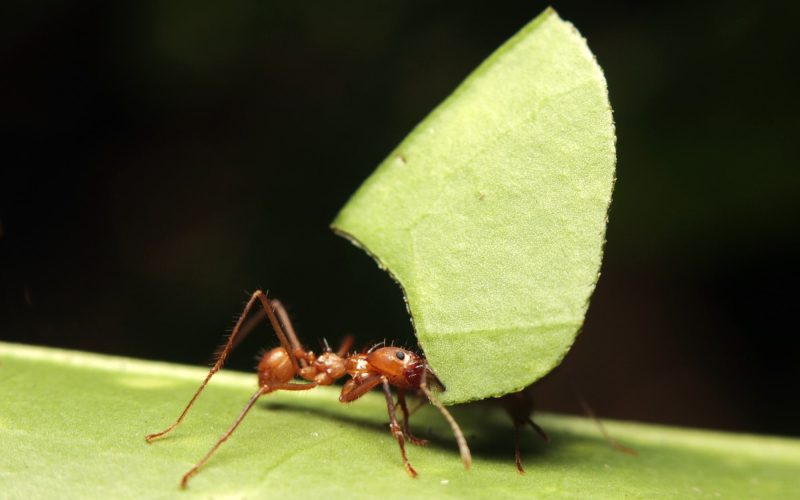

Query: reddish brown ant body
[145,290,471,488]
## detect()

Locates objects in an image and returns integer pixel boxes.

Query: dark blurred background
[2,1,798,436]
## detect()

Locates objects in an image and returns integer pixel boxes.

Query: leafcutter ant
[145,290,471,488]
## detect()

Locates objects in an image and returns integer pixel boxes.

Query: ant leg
[146,290,267,442]
[231,298,311,357]
[338,376,416,475]
[512,417,549,474]
[267,299,300,349]
[514,422,525,474]
[339,374,382,402]
[254,294,304,372]
[578,397,638,456]
[180,382,316,489]
[528,417,550,443]
[336,335,355,357]
[381,378,417,477]
[397,390,428,446]
[229,308,266,352]
[267,298,309,369]
[180,387,267,488]
[419,369,472,469]
[400,391,428,418]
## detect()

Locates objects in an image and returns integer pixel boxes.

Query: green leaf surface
[3,342,800,499]
[332,8,616,404]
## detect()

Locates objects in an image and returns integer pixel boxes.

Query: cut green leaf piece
[3,343,800,498]
[333,8,615,404]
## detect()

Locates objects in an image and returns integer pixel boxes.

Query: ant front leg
[338,375,417,477]
[382,379,418,477]
[397,390,428,446]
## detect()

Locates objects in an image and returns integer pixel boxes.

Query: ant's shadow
[260,399,571,467]
[262,400,393,437]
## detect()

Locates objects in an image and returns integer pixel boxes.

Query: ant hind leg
[146,290,269,443]
[180,381,317,489]
[180,386,268,488]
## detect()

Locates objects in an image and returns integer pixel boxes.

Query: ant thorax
[310,351,346,385]
[345,353,369,380]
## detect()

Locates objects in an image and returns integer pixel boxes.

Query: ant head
[367,347,425,390]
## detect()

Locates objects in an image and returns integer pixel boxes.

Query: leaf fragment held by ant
[333,8,615,404]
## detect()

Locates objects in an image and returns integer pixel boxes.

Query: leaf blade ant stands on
[144,290,471,488]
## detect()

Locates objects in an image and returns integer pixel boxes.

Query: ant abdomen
[257,347,295,388]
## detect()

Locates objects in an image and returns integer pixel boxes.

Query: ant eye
[395,351,405,360]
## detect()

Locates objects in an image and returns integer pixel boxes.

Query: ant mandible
[145,290,472,488]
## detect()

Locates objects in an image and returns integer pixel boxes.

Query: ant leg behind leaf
[502,385,637,474]
[577,395,638,456]
[511,417,550,474]
[498,387,550,474]
[145,290,298,443]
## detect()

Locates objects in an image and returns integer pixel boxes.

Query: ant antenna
[367,340,386,353]
[419,367,472,470]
